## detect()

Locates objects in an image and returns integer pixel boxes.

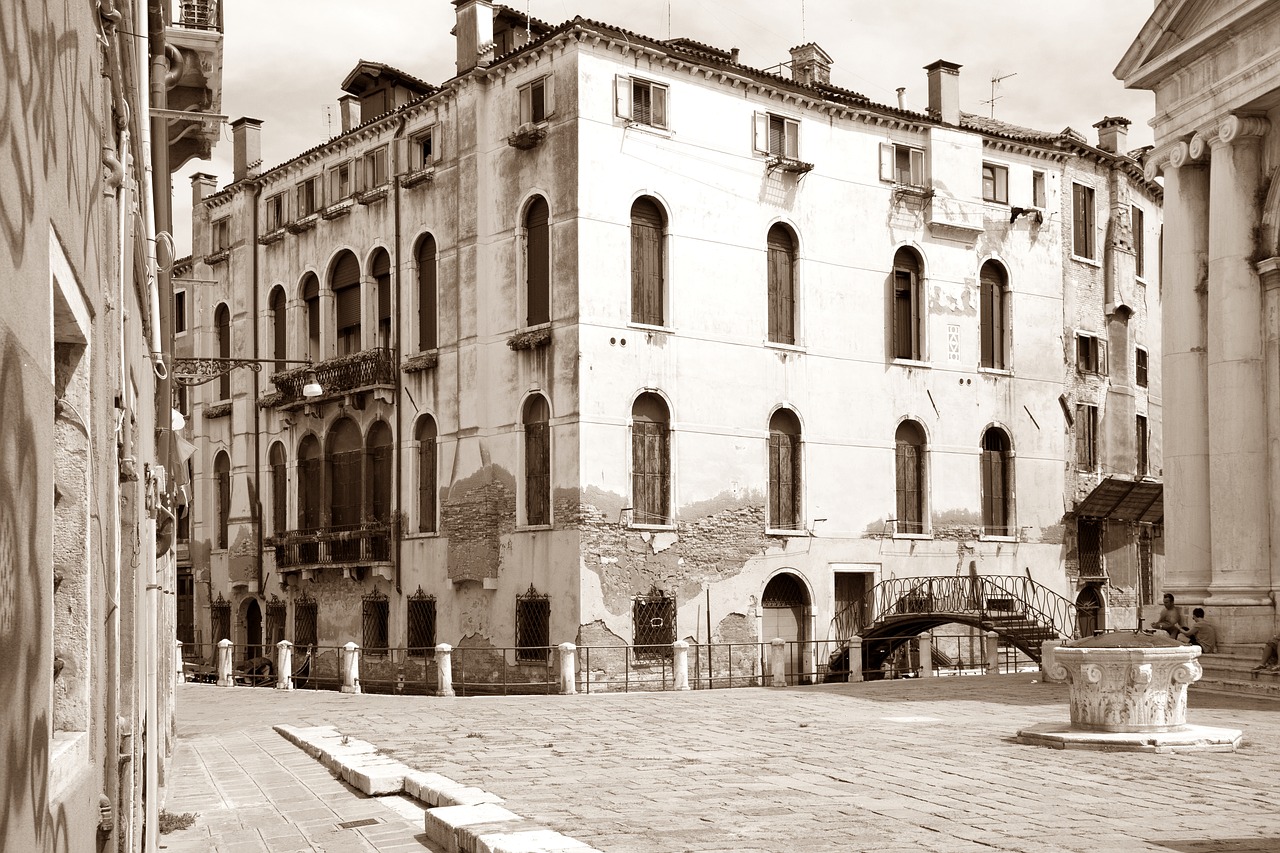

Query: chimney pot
[339,95,360,132]
[924,60,961,125]
[1093,116,1131,153]
[453,0,495,75]
[896,87,906,110]
[230,117,263,183]
[789,43,832,87]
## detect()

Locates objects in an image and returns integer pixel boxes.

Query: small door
[1076,586,1103,637]
[762,573,809,682]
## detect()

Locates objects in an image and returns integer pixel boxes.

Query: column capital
[1157,138,1208,174]
[1188,131,1214,162]
[1206,113,1271,150]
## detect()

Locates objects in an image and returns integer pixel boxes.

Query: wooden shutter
[418,431,436,532]
[519,85,532,125]
[893,270,914,359]
[542,75,554,117]
[753,112,770,154]
[784,119,799,159]
[1097,339,1108,375]
[767,227,795,345]
[632,421,669,524]
[334,284,360,330]
[417,236,438,350]
[982,448,1006,535]
[879,143,894,182]
[651,84,666,128]
[895,442,920,534]
[770,431,798,529]
[367,425,392,523]
[615,74,632,119]
[524,420,550,525]
[768,116,784,157]
[980,264,1004,369]
[525,198,550,326]
[631,200,664,326]
[1073,184,1089,256]
[909,148,924,186]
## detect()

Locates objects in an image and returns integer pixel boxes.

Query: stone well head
[1050,632,1201,733]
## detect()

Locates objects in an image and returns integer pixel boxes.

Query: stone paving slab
[168,675,1280,852]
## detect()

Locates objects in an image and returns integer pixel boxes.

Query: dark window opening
[1076,404,1098,471]
[417,235,438,351]
[366,421,393,523]
[293,592,318,648]
[768,409,802,530]
[1078,518,1104,579]
[981,428,1013,536]
[416,416,437,533]
[979,261,1007,369]
[269,442,287,536]
[1137,414,1149,478]
[525,197,550,326]
[407,588,437,656]
[302,273,321,362]
[892,249,922,361]
[297,435,322,530]
[1072,183,1096,259]
[332,251,361,356]
[269,287,287,371]
[631,393,670,525]
[327,419,362,528]
[982,163,1008,204]
[214,450,230,549]
[895,421,924,535]
[630,199,665,326]
[362,589,389,653]
[523,395,551,526]
[214,303,231,400]
[633,586,676,660]
[372,250,392,350]
[767,225,796,345]
[210,593,231,645]
[1136,347,1148,388]
[515,585,550,662]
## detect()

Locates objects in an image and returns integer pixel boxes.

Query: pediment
[1115,0,1266,85]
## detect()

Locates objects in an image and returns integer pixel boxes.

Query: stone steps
[1191,651,1280,699]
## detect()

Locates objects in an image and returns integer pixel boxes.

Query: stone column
[984,631,999,675]
[1204,115,1274,638]
[1155,139,1212,602]
[215,638,234,687]
[435,643,455,697]
[848,636,863,683]
[918,632,933,678]
[558,642,577,695]
[276,640,293,690]
[1261,257,1280,611]
[672,640,690,691]
[769,638,787,687]
[340,641,361,694]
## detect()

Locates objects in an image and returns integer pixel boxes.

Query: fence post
[175,640,184,687]
[672,640,690,690]
[1040,638,1065,683]
[435,643,455,697]
[985,631,1000,675]
[558,642,577,695]
[919,631,933,678]
[769,638,787,687]
[276,640,293,690]
[848,636,863,683]
[341,641,361,694]
[215,639,233,687]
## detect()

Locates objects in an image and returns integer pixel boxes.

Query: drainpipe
[251,178,264,593]
[392,114,406,595]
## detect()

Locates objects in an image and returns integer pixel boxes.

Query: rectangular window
[524,418,550,526]
[515,587,550,663]
[632,421,670,525]
[616,75,668,128]
[364,146,388,189]
[1137,414,1149,478]
[1076,333,1107,375]
[265,193,285,231]
[880,143,925,187]
[1076,404,1098,471]
[1078,518,1104,578]
[297,177,320,217]
[406,592,437,657]
[982,163,1009,204]
[1136,347,1148,388]
[293,594,318,649]
[329,161,352,202]
[519,77,553,125]
[892,267,919,360]
[212,218,230,252]
[753,112,799,159]
[1132,204,1145,277]
[412,128,436,170]
[361,591,389,653]
[632,589,676,661]
[1032,171,1046,208]
[174,289,187,335]
[1072,182,1096,259]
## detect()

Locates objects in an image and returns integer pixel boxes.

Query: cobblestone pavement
[166,676,1280,853]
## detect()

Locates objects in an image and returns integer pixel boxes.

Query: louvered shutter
[615,74,631,119]
[784,120,799,159]
[753,112,770,154]
[768,227,795,345]
[651,84,666,128]
[1073,184,1089,256]
[879,143,894,182]
[417,237,438,350]
[526,198,550,326]
[631,200,663,325]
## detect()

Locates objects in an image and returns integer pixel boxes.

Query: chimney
[230,117,263,183]
[191,172,218,207]
[789,43,832,86]
[729,47,740,64]
[1094,116,1131,153]
[453,0,495,75]
[339,95,360,132]
[924,60,961,125]
[896,87,906,110]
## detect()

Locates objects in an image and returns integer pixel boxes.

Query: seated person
[1150,593,1183,638]
[1177,607,1218,653]
[1253,634,1280,672]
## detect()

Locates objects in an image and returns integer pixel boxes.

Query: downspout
[251,179,264,592]
[392,114,407,595]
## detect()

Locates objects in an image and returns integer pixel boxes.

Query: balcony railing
[175,0,223,31]
[269,348,396,407]
[271,522,391,569]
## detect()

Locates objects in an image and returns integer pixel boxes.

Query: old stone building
[0,0,222,850]
[176,1,1162,685]
[1117,0,1280,646]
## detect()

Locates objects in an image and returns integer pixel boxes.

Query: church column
[1204,115,1273,639]
[1258,256,1280,619]
[1153,140,1211,603]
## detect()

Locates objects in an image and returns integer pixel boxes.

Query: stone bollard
[435,643,455,697]
[672,640,690,691]
[919,631,933,678]
[175,640,184,687]
[558,642,577,695]
[276,640,294,690]
[1040,638,1065,683]
[769,638,787,687]
[985,631,1000,675]
[848,636,863,683]
[215,639,234,687]
[340,641,361,694]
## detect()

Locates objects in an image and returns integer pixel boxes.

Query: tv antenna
[981,71,1017,120]
[322,105,334,138]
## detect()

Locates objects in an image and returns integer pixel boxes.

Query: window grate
[265,595,287,649]
[633,586,675,660]
[515,584,550,662]
[407,588,437,657]
[294,592,317,649]
[362,589,389,653]
[210,592,231,644]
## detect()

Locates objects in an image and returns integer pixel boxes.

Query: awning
[1074,477,1163,524]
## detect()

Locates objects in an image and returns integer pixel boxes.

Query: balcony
[269,348,396,408]
[271,523,391,570]
[163,1,225,170]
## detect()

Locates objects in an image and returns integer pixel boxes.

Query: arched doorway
[1076,585,1103,638]
[244,598,262,662]
[762,572,810,683]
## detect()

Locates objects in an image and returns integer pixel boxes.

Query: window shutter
[542,76,555,117]
[651,84,666,128]
[1005,450,1016,532]
[1073,184,1088,255]
[909,148,925,185]
[418,237,438,350]
[784,119,799,159]
[631,207,663,326]
[753,112,770,154]
[1098,339,1108,375]
[519,86,532,125]
[879,143,894,182]
[525,198,550,326]
[615,74,631,119]
[419,436,436,533]
[430,128,441,162]
[335,284,360,330]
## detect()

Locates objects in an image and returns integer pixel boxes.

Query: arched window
[331,250,361,356]
[297,435,321,530]
[371,249,392,350]
[327,419,362,528]
[894,420,926,535]
[525,196,550,326]
[891,248,923,361]
[631,198,665,326]
[768,409,802,531]
[269,442,287,535]
[767,224,797,345]
[523,395,551,526]
[980,261,1008,369]
[416,234,437,351]
[269,287,287,371]
[366,421,393,523]
[981,427,1014,536]
[301,273,320,362]
[631,393,670,525]
[214,302,231,400]
[214,450,230,549]
[415,415,437,533]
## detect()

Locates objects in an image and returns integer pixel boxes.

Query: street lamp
[171,356,318,390]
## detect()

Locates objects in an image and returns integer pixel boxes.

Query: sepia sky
[172,0,1157,255]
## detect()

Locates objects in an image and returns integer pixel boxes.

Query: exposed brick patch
[442,465,515,583]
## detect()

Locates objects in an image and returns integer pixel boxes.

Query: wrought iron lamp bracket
[172,356,312,387]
